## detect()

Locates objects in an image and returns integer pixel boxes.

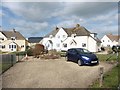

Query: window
[107,45,110,47]
[14,45,16,48]
[11,37,16,40]
[63,43,67,48]
[2,45,5,49]
[63,35,66,38]
[82,43,86,47]
[21,45,24,48]
[9,45,11,49]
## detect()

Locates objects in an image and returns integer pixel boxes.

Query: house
[40,24,101,52]
[28,37,43,46]
[101,34,120,47]
[0,29,28,52]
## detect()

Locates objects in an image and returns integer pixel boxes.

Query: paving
[2,57,116,88]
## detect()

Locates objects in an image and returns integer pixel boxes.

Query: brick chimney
[55,26,59,30]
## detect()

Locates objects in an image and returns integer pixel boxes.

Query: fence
[0,54,25,74]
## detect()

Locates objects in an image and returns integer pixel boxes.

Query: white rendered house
[101,34,120,47]
[0,29,28,52]
[40,24,101,52]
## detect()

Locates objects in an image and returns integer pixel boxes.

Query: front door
[9,43,17,52]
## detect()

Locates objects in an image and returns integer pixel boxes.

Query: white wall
[88,36,97,52]
[0,32,7,43]
[101,35,118,47]
[0,40,26,52]
[41,28,98,52]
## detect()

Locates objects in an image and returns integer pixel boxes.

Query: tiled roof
[0,30,26,40]
[44,28,59,37]
[28,37,43,43]
[107,34,120,42]
[63,26,91,36]
[45,24,91,37]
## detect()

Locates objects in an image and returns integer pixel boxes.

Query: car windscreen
[77,48,91,54]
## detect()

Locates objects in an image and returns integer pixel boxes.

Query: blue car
[66,48,99,66]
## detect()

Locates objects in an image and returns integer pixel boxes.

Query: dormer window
[11,37,16,40]
[71,34,76,38]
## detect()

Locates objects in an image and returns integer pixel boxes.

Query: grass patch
[90,65,119,89]
[96,54,118,62]
[0,63,13,73]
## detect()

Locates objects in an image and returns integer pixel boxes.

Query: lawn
[90,65,119,89]
[96,53,118,62]
[90,52,120,89]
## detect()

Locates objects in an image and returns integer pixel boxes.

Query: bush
[11,51,26,56]
[27,49,34,56]
[33,44,44,57]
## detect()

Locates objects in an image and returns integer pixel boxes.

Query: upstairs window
[57,35,60,38]
[11,37,16,40]
[21,45,24,48]
[63,43,67,48]
[63,35,66,38]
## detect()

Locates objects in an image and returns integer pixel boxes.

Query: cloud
[2,2,118,38]
[9,18,49,37]
[3,2,117,21]
[2,2,65,22]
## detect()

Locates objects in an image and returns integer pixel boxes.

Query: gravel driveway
[2,57,116,88]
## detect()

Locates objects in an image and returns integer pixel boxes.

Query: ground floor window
[82,43,86,47]
[2,45,5,49]
[9,45,16,49]
[63,43,67,48]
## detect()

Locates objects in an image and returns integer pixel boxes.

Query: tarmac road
[2,57,116,88]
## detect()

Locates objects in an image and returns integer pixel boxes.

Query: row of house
[0,24,119,52]
[40,24,101,52]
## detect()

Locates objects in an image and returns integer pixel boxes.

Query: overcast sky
[0,0,119,39]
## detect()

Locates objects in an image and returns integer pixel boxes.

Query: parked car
[66,48,99,66]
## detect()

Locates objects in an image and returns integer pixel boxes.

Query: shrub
[32,44,44,57]
[27,48,34,56]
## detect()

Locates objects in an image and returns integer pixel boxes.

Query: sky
[0,0,119,39]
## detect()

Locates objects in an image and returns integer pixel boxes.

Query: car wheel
[78,60,83,66]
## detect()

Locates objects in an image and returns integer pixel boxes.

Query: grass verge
[90,65,119,89]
